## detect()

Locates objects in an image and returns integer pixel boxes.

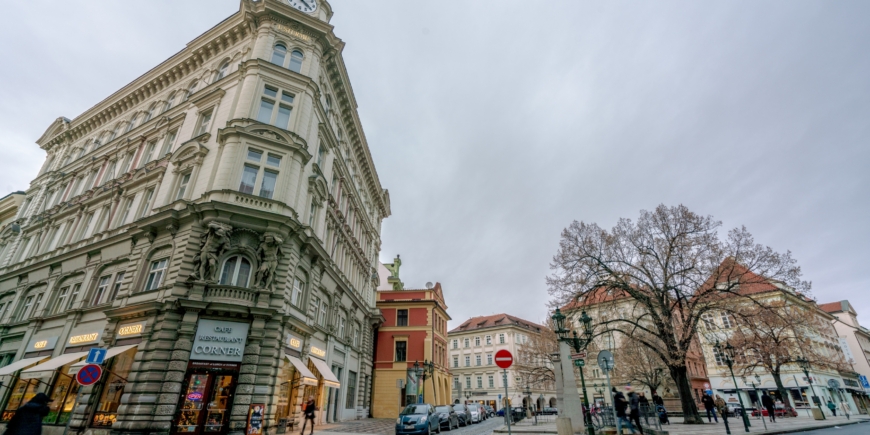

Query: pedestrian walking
[702,392,718,423]
[761,392,776,423]
[300,395,317,435]
[638,392,650,425]
[628,392,645,434]
[2,392,51,435]
[652,392,664,409]
[613,387,637,434]
[839,401,850,420]
[714,395,728,425]
[827,400,837,416]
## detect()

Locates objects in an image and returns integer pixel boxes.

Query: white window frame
[195,108,213,136]
[238,148,282,199]
[93,275,111,306]
[219,255,252,287]
[67,284,80,311]
[144,258,168,292]
[175,172,192,201]
[135,188,155,220]
[52,286,69,315]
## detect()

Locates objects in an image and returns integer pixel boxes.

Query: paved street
[319,416,505,435]
[792,421,870,433]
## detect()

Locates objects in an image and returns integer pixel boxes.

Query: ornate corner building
[0,1,390,434]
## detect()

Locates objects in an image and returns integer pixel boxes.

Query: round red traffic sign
[76,364,103,386]
[495,349,513,369]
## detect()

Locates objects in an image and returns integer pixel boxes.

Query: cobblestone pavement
[317,415,505,435]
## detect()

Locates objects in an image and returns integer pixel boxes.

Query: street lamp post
[524,385,538,425]
[797,357,826,419]
[715,341,750,432]
[743,375,766,430]
[552,308,596,435]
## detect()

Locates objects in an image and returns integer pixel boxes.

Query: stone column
[557,341,586,433]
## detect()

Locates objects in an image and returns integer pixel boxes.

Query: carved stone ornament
[192,222,232,282]
[253,232,284,291]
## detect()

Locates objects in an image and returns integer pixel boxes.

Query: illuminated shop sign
[310,346,326,358]
[26,336,59,352]
[69,332,101,345]
[118,322,146,337]
[191,319,250,363]
[285,334,302,351]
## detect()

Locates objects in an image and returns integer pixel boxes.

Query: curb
[492,419,869,435]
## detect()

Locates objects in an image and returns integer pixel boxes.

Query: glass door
[176,374,210,433]
[204,375,234,433]
[173,371,237,435]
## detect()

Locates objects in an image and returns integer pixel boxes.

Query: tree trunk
[771,371,792,408]
[670,365,702,423]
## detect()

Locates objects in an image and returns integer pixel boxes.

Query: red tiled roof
[449,313,543,334]
[818,301,845,313]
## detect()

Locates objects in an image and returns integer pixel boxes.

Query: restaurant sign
[26,336,59,353]
[191,319,250,362]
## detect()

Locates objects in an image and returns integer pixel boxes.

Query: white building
[820,300,870,412]
[0,1,390,434]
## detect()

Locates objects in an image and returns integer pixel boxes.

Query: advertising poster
[246,403,265,435]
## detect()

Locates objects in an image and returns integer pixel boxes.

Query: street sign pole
[504,368,511,435]
[495,349,514,435]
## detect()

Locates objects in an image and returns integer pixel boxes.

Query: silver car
[466,404,483,423]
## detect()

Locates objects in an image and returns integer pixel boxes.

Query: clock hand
[299,0,313,8]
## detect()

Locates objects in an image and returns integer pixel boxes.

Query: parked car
[396,404,441,435]
[434,405,460,431]
[452,403,471,427]
[484,405,495,417]
[540,407,559,415]
[725,404,745,417]
[467,403,483,423]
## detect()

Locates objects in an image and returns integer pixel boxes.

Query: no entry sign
[495,349,513,369]
[76,364,103,386]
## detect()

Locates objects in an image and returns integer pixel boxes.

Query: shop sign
[246,403,265,435]
[285,334,302,351]
[859,375,870,389]
[309,346,326,358]
[191,319,250,362]
[68,331,102,345]
[187,391,204,401]
[26,336,58,352]
[117,321,146,337]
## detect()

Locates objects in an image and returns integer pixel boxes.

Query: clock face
[286,0,318,14]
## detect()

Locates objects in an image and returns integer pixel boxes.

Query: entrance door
[173,371,238,435]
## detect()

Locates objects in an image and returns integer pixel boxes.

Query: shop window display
[91,348,135,427]
[174,366,238,435]
[275,364,300,430]
[1,378,38,421]
[44,367,80,425]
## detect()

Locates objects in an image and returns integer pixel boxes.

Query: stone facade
[0,1,389,434]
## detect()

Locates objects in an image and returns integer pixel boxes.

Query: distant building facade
[0,1,390,434]
[0,192,25,232]
[371,258,452,417]
[819,300,870,412]
[448,314,555,412]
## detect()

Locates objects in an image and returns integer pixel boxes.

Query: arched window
[214,60,229,82]
[163,92,177,113]
[271,44,287,66]
[124,117,135,133]
[143,103,156,123]
[183,81,197,102]
[219,255,252,287]
[289,50,304,73]
[107,124,121,142]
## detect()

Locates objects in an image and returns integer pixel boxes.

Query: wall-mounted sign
[68,331,102,345]
[26,337,59,353]
[118,321,146,337]
[285,334,302,351]
[191,319,250,363]
[309,346,326,358]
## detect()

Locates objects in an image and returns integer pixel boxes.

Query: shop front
[306,342,341,425]
[172,318,249,435]
[273,333,317,433]
[0,335,56,422]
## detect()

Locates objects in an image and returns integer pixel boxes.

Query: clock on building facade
[286,0,318,13]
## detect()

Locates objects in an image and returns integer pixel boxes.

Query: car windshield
[468,404,478,410]
[453,404,466,410]
[400,405,429,415]
[434,406,452,413]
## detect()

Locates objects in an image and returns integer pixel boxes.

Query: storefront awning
[309,357,340,388]
[68,344,138,375]
[0,356,50,376]
[20,352,88,379]
[285,354,318,386]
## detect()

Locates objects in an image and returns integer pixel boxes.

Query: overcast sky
[1,1,868,329]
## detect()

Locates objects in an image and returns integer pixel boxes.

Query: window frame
[397,309,409,327]
[144,258,169,292]
[395,340,407,362]
[218,255,253,288]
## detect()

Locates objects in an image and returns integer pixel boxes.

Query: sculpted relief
[192,222,232,282]
[254,232,284,291]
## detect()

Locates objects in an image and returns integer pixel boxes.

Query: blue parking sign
[860,375,870,389]
[86,348,107,365]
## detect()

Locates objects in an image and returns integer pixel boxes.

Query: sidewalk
[493,414,870,434]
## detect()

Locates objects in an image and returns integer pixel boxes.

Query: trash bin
[811,408,826,420]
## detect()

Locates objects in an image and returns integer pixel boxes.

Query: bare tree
[611,334,670,394]
[547,204,810,424]
[515,321,558,389]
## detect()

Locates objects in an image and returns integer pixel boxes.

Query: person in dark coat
[702,392,718,423]
[652,392,664,408]
[300,395,317,435]
[613,388,637,434]
[3,392,51,435]
[638,393,651,425]
[761,393,776,423]
[628,392,645,434]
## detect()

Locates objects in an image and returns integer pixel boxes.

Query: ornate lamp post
[797,357,826,419]
[552,308,595,435]
[715,341,750,432]
[524,384,537,424]
[743,374,766,430]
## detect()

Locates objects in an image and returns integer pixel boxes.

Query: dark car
[484,405,495,417]
[434,405,459,431]
[540,407,559,415]
[396,404,440,435]
[452,403,471,427]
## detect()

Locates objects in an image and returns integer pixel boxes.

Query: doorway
[172,362,240,435]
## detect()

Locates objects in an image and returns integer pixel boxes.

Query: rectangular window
[16,296,33,321]
[319,299,327,326]
[453,356,458,368]
[195,109,213,136]
[257,99,275,123]
[310,296,320,321]
[464,338,469,348]
[140,141,157,167]
[160,130,178,157]
[102,161,116,185]
[397,309,408,326]
[120,152,134,174]
[108,272,124,303]
[84,170,98,191]
[259,170,277,199]
[73,212,94,243]
[488,375,494,388]
[291,278,303,306]
[465,377,471,389]
[66,284,80,311]
[93,275,111,306]
[454,377,460,389]
[475,355,481,366]
[464,356,470,367]
[475,337,480,347]
[239,165,258,195]
[275,105,292,129]
[395,341,407,362]
[175,173,191,201]
[486,335,492,345]
[144,258,168,291]
[136,188,155,220]
[499,334,505,344]
[52,287,69,315]
[452,339,458,349]
[338,316,346,338]
[487,354,493,365]
[345,371,357,409]
[115,197,133,228]
[476,376,482,389]
[353,327,360,347]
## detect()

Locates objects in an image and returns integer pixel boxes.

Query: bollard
[556,416,574,435]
